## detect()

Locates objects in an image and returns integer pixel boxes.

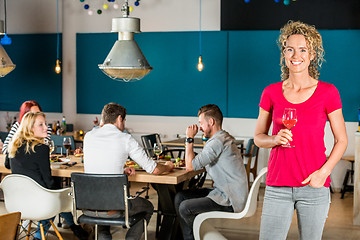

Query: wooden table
[162,137,244,149]
[0,154,204,239]
[0,154,202,183]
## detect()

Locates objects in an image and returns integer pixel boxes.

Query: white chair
[0,174,72,240]
[193,167,268,240]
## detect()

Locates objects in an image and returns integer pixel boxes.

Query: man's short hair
[101,103,127,124]
[198,104,223,126]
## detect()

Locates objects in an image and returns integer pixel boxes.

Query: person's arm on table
[152,161,174,174]
[128,137,174,174]
[302,109,348,187]
[124,167,136,176]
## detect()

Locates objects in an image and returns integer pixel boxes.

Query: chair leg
[26,220,32,240]
[49,219,64,240]
[40,223,46,240]
[57,214,62,227]
[144,219,148,240]
[156,198,162,238]
[341,170,351,199]
[95,224,98,240]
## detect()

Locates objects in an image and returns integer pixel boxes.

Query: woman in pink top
[255,21,347,240]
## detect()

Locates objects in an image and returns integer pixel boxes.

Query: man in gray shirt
[174,104,248,240]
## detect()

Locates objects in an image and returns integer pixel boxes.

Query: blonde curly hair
[278,20,325,80]
[8,112,46,158]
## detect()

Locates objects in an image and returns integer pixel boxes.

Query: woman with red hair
[2,100,52,166]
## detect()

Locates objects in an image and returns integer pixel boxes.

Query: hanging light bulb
[0,3,16,77]
[196,0,204,72]
[197,56,203,71]
[55,59,61,74]
[54,0,62,74]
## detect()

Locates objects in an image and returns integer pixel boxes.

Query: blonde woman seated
[8,111,88,240]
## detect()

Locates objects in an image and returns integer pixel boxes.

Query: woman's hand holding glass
[275,129,293,146]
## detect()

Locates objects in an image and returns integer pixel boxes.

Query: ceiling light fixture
[98,0,152,83]
[0,0,15,77]
[197,0,203,72]
[55,0,61,74]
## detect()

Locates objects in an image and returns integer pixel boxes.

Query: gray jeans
[259,185,330,240]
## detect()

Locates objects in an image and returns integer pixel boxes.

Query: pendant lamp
[98,0,152,83]
[0,43,15,77]
[0,0,15,77]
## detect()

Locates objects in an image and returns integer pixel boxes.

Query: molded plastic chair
[0,174,72,240]
[0,211,21,240]
[71,173,148,240]
[50,135,75,154]
[193,167,268,240]
[241,139,259,189]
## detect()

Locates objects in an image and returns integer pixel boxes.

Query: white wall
[0,0,358,190]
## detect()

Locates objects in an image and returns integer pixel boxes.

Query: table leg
[151,183,185,240]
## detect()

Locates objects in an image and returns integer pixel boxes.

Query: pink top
[259,81,342,187]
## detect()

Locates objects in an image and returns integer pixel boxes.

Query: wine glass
[153,143,163,161]
[63,137,72,158]
[282,108,297,148]
[49,140,55,156]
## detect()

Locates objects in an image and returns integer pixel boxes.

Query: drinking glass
[153,143,163,161]
[49,140,55,156]
[63,137,72,158]
[282,108,297,148]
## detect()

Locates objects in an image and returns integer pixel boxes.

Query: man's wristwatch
[185,137,194,144]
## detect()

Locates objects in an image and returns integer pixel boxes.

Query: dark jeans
[84,197,153,240]
[174,188,234,240]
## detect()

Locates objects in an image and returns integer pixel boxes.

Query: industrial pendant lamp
[98,0,152,83]
[0,0,15,77]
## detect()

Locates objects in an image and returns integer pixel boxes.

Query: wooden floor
[1,182,360,240]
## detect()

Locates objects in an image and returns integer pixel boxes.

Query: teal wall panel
[320,30,360,123]
[0,34,62,112]
[228,30,281,118]
[76,31,359,121]
[76,32,228,116]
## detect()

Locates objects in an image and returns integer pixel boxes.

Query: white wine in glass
[153,143,163,161]
[49,140,55,156]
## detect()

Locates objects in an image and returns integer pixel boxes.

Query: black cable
[3,0,7,33]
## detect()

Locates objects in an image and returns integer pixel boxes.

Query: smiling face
[199,113,212,138]
[32,115,48,138]
[284,34,314,76]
